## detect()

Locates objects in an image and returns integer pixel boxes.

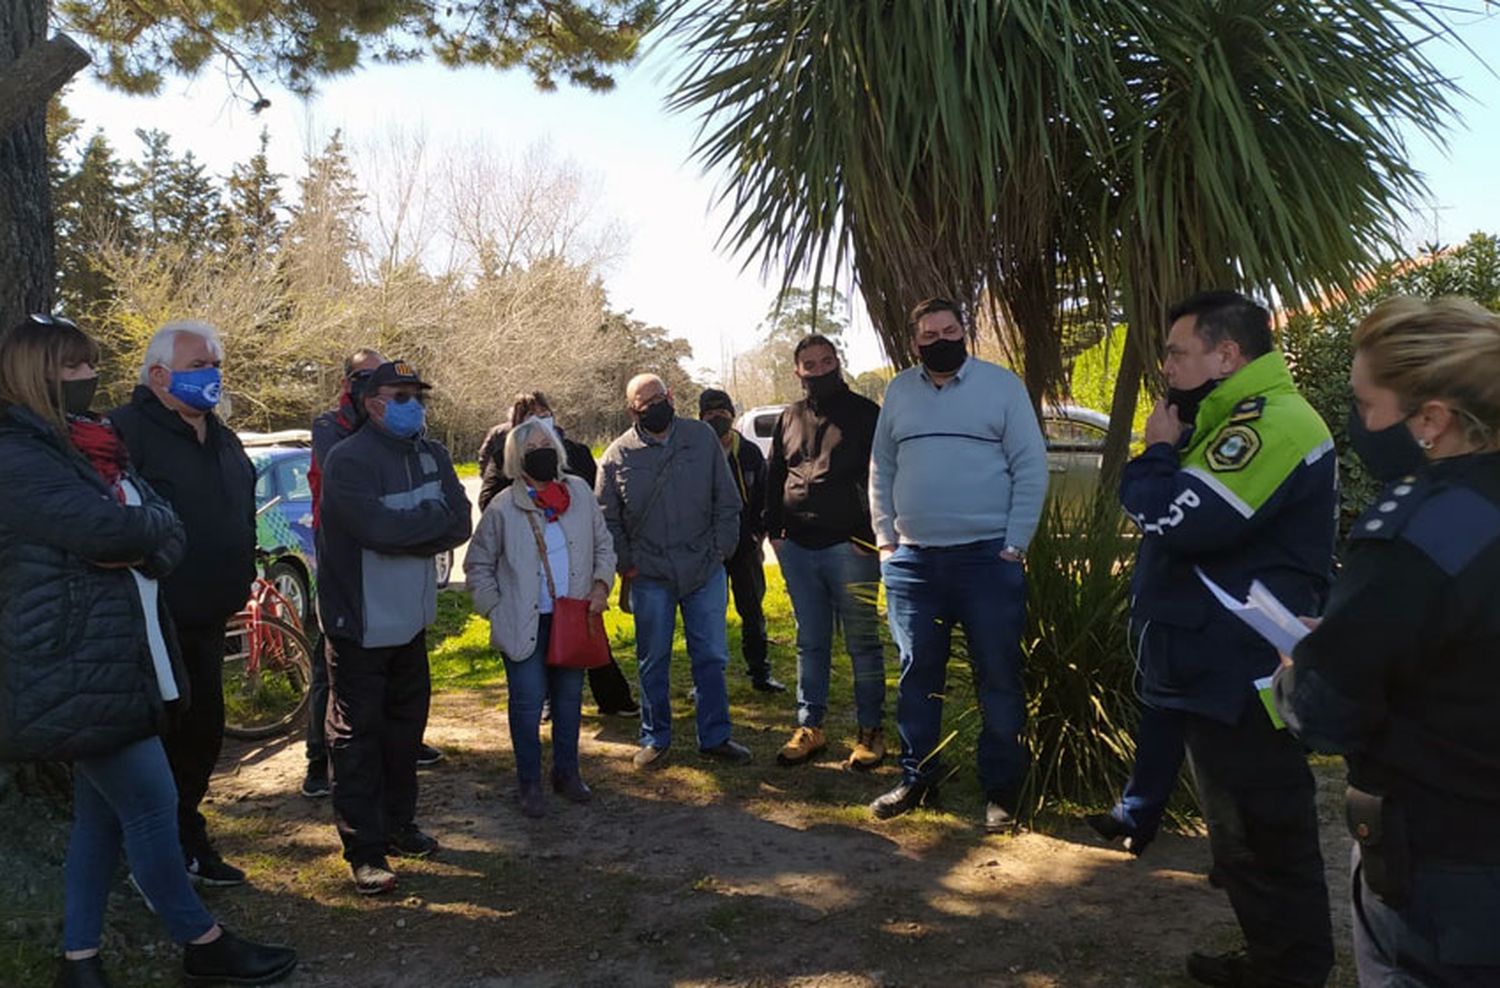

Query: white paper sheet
[1195,567,1310,656]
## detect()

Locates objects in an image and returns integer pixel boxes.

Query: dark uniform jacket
[110,386,256,629]
[318,424,472,648]
[1121,352,1338,724]
[1277,452,1500,863]
[765,382,880,549]
[724,430,767,562]
[0,405,188,760]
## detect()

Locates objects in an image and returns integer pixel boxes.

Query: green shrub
[1283,232,1500,530]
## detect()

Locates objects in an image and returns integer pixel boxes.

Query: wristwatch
[1003,545,1026,563]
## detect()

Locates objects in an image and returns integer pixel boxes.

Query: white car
[733,402,1111,504]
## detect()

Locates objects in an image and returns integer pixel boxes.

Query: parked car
[734,401,1112,504]
[238,431,455,624]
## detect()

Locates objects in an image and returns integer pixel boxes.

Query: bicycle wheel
[223,613,314,740]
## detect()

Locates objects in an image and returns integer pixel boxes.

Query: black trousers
[1185,702,1334,987]
[327,632,430,865]
[588,657,636,712]
[726,541,770,680]
[305,633,331,763]
[162,621,228,855]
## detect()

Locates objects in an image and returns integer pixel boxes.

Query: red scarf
[529,481,571,522]
[68,417,128,503]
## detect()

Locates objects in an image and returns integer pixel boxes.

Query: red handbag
[525,512,611,669]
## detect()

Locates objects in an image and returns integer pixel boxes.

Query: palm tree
[665,0,1460,477]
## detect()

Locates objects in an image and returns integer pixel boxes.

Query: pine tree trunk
[0,0,61,330]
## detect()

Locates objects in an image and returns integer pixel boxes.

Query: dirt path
[185,690,1356,988]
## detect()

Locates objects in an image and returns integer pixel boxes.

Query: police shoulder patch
[1229,397,1267,424]
[1206,425,1261,472]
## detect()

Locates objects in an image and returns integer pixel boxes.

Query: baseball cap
[365,360,433,390]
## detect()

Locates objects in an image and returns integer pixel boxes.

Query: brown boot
[776,726,827,766]
[847,726,886,771]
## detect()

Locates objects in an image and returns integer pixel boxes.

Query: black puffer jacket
[0,404,188,762]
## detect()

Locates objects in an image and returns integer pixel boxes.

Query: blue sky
[63,12,1500,378]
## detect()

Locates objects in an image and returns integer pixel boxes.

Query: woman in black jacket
[0,316,296,988]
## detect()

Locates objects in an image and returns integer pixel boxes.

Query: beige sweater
[463,476,616,661]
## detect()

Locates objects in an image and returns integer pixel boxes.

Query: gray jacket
[596,417,740,597]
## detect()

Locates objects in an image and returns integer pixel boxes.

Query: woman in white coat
[464,417,615,817]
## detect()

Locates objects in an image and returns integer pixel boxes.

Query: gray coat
[596,418,740,597]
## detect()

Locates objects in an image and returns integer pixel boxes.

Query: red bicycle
[222,552,315,740]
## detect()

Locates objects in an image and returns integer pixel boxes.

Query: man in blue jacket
[318,361,471,895]
[1113,292,1336,988]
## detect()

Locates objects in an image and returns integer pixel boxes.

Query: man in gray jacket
[319,361,472,895]
[596,373,753,770]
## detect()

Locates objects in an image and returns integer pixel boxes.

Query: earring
[1418,437,1435,450]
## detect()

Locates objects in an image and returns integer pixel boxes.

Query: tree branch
[0,33,91,136]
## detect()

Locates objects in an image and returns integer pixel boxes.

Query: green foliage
[1069,331,1151,434]
[728,288,850,407]
[850,368,893,405]
[56,0,660,98]
[1283,232,1500,527]
[667,0,1460,474]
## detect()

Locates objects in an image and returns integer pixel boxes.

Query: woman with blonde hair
[1276,295,1500,985]
[464,417,616,817]
[0,315,295,987]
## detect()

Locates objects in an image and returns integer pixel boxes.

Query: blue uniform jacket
[1121,352,1338,724]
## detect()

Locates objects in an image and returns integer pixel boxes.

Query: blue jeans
[1108,702,1185,842]
[631,567,733,750]
[777,540,886,730]
[881,540,1028,800]
[65,736,216,951]
[1353,845,1500,985]
[501,615,585,784]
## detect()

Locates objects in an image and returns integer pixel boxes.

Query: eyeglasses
[27,313,80,330]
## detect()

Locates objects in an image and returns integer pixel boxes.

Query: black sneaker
[182,926,296,986]
[1086,812,1152,856]
[54,955,112,988]
[388,825,440,859]
[186,847,246,887]
[416,743,445,767]
[599,699,641,717]
[751,676,788,693]
[985,800,1020,834]
[300,760,330,798]
[1185,949,1304,988]
[699,739,753,764]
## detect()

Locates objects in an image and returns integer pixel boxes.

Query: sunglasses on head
[28,313,80,330]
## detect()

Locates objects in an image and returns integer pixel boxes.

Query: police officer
[1118,291,1336,988]
[1275,295,1500,985]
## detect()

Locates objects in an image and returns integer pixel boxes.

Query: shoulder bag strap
[626,441,679,534]
[523,509,558,601]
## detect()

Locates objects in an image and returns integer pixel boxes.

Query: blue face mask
[168,367,222,411]
[380,396,425,438]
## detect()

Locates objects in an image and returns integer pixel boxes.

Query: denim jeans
[1353,845,1500,985]
[502,615,586,784]
[631,567,733,750]
[881,539,1028,800]
[1108,702,1185,842]
[777,539,885,730]
[65,736,216,951]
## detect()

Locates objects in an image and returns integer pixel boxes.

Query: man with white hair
[110,320,258,887]
[596,373,753,770]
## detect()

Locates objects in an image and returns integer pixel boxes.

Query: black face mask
[802,368,844,401]
[638,400,675,434]
[1347,403,1427,482]
[523,447,559,482]
[918,337,967,375]
[57,377,98,416]
[1166,378,1222,428]
[707,416,733,437]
